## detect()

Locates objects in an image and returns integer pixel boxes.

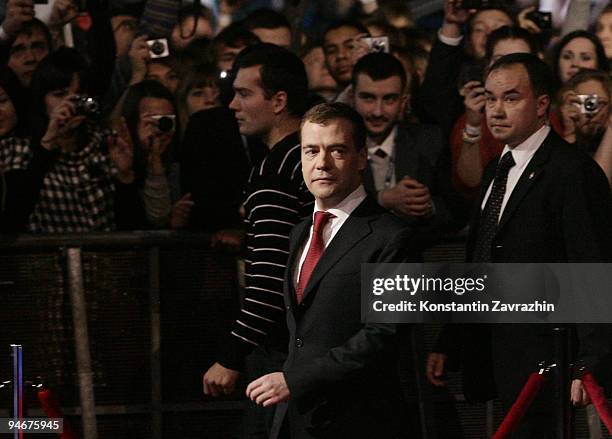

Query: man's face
[485,64,548,147]
[146,62,180,94]
[229,65,276,138]
[323,25,362,86]
[302,46,337,92]
[8,28,50,87]
[111,15,138,58]
[573,79,610,139]
[171,16,214,51]
[470,9,513,60]
[301,119,367,210]
[251,26,291,49]
[353,73,406,143]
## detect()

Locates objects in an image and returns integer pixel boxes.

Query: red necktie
[296,211,335,303]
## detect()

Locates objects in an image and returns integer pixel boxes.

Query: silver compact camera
[150,115,176,133]
[72,95,100,116]
[363,36,389,54]
[575,94,601,114]
[147,38,170,59]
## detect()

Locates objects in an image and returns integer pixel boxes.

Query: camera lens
[584,97,598,112]
[151,41,165,56]
[157,116,174,133]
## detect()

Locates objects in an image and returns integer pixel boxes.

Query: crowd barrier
[0,232,608,438]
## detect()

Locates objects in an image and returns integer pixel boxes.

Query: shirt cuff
[438,29,463,46]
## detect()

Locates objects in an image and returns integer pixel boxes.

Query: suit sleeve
[283,227,417,402]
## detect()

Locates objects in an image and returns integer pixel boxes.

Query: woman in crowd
[23,47,140,232]
[595,4,612,65]
[121,80,192,229]
[552,30,609,90]
[176,63,221,136]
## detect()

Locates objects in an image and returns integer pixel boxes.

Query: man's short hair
[485,26,540,61]
[351,52,407,92]
[487,52,553,100]
[243,8,290,31]
[234,43,308,117]
[11,18,52,51]
[301,102,367,151]
[323,19,369,39]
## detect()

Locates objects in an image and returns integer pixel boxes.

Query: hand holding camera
[518,6,552,34]
[463,81,486,128]
[48,0,77,28]
[129,35,151,85]
[3,0,35,38]
[42,94,96,148]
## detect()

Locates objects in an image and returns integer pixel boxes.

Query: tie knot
[313,211,335,233]
[498,151,516,172]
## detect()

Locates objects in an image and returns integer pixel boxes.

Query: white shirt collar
[313,184,367,224]
[367,125,397,158]
[501,124,550,168]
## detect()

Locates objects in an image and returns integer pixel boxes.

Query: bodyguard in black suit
[246,103,418,438]
[427,54,612,438]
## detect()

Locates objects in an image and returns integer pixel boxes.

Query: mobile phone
[526,10,552,30]
[363,36,389,54]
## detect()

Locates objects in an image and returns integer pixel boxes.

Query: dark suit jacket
[363,123,468,237]
[437,129,612,404]
[277,196,418,439]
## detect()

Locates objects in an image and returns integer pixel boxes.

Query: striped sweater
[218,131,313,370]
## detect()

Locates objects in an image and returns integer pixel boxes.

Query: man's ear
[537,94,550,118]
[272,90,289,115]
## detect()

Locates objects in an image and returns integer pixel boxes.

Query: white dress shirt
[367,125,398,193]
[293,185,367,287]
[481,124,550,220]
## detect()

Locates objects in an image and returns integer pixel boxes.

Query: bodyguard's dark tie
[296,211,335,303]
[473,151,516,262]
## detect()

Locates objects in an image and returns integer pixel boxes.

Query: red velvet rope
[37,389,77,439]
[582,372,612,435]
[492,372,546,439]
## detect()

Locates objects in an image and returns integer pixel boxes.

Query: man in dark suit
[427,53,612,437]
[246,102,418,438]
[351,52,466,234]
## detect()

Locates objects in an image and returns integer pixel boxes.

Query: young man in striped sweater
[203,43,313,437]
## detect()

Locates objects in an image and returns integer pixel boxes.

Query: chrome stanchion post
[10,344,23,439]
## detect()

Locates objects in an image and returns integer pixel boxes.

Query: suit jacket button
[296,338,303,348]
[285,305,291,310]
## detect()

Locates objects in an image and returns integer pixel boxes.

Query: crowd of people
[2,0,612,437]
[0,0,611,235]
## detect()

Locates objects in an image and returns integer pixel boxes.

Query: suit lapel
[394,125,419,181]
[496,132,553,232]
[298,198,377,305]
